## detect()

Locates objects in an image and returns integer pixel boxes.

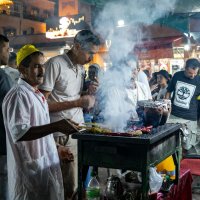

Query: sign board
[46,14,89,39]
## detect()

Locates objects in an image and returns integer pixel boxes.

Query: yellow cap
[17,44,40,67]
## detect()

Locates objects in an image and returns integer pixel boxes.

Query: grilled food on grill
[79,123,147,136]
[128,130,143,136]
[78,125,112,134]
[89,126,112,134]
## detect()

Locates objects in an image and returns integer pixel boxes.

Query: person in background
[0,34,12,200]
[166,58,200,156]
[88,64,100,81]
[124,57,152,101]
[149,72,158,85]
[149,72,159,97]
[153,71,175,178]
[3,52,20,84]
[137,65,152,100]
[39,30,101,199]
[143,69,151,82]
[153,70,170,100]
[124,57,152,121]
[83,63,100,93]
[168,73,172,80]
[3,44,78,200]
[117,60,152,180]
[131,65,151,101]
[83,63,100,123]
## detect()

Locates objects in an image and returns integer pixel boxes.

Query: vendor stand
[72,123,181,200]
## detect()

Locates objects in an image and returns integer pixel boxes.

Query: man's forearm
[40,89,83,112]
[48,99,81,112]
[18,121,65,141]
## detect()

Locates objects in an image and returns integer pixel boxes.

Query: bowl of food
[137,100,171,127]
[158,99,171,125]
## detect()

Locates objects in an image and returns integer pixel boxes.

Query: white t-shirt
[137,70,152,99]
[39,53,85,148]
[3,79,64,200]
[126,81,149,120]
[126,81,150,102]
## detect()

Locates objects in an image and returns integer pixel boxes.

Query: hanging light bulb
[184,44,191,51]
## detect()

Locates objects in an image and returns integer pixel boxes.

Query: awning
[80,0,200,12]
[135,36,183,50]
[9,34,73,49]
[134,36,183,59]
[136,48,173,60]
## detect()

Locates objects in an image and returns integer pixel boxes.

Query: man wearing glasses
[39,30,100,200]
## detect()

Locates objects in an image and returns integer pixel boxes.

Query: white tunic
[126,81,150,120]
[137,70,152,99]
[3,79,64,200]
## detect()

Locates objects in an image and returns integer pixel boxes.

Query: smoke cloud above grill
[95,0,177,132]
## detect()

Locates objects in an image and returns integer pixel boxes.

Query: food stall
[72,122,181,200]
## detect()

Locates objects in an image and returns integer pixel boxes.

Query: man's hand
[56,119,79,136]
[57,145,74,162]
[79,95,95,109]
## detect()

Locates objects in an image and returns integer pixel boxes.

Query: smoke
[95,0,177,131]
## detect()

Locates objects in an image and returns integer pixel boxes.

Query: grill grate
[77,123,181,145]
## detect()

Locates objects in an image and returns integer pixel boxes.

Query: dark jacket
[0,69,12,155]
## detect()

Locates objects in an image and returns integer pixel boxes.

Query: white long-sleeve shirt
[137,70,152,99]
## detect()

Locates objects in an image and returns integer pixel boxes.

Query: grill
[72,123,181,200]
[77,123,180,144]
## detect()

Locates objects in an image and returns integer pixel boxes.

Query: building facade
[0,0,55,36]
[0,0,92,58]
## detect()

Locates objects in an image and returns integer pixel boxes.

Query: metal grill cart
[72,123,181,200]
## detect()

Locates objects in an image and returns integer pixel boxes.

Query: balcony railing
[0,10,48,22]
[23,13,47,22]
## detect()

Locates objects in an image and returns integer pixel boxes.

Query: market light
[117,20,125,27]
[0,0,13,13]
[184,44,191,51]
[0,0,13,6]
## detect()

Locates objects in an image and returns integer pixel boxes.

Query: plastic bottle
[86,171,100,200]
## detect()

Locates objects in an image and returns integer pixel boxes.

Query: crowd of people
[0,30,100,200]
[0,29,200,200]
